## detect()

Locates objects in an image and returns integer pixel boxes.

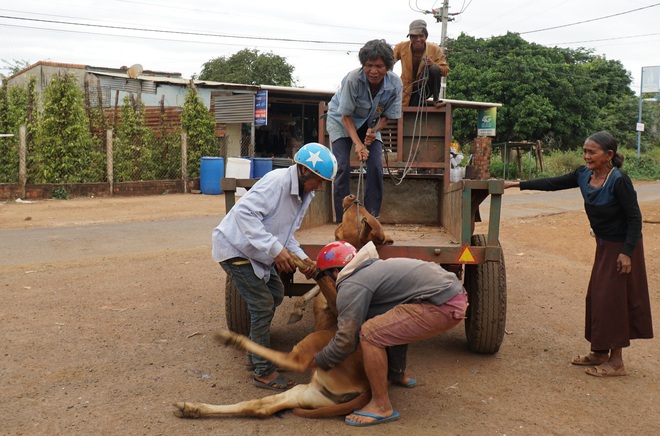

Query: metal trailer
[221,101,506,354]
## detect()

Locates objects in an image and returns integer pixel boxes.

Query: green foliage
[50,186,68,199]
[496,146,660,181]
[447,33,637,149]
[181,86,217,178]
[33,73,103,183]
[0,82,29,182]
[0,59,30,78]
[113,96,157,182]
[199,49,296,86]
[619,148,660,180]
[537,149,585,177]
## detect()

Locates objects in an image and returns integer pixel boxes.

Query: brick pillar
[472,136,492,180]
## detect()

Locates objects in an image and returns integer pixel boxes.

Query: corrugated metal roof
[97,76,156,94]
[214,94,255,123]
[87,71,335,97]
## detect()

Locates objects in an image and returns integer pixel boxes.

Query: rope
[386,66,431,186]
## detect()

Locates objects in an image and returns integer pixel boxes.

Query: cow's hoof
[173,402,200,419]
[288,310,304,324]
[213,329,236,346]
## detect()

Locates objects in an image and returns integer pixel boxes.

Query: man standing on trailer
[326,39,402,223]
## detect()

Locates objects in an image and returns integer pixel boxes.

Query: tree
[181,85,218,178]
[33,73,103,183]
[1,59,31,79]
[199,49,296,86]
[446,33,636,149]
[113,95,156,182]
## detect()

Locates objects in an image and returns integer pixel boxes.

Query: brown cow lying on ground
[173,293,370,419]
[334,194,393,250]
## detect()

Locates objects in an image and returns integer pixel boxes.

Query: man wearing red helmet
[212,143,337,392]
[313,241,468,427]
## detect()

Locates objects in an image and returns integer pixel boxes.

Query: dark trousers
[386,344,408,381]
[331,123,383,222]
[409,64,442,106]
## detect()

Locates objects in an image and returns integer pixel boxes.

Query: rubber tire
[464,234,507,354]
[225,275,250,336]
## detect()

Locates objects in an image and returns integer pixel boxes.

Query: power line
[0,23,360,53]
[0,14,364,46]
[519,3,660,35]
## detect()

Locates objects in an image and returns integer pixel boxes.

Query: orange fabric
[393,41,449,106]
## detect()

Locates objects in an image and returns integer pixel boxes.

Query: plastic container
[226,157,252,196]
[252,157,273,178]
[199,157,224,195]
[272,158,294,169]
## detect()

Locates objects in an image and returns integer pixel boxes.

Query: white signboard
[642,66,660,93]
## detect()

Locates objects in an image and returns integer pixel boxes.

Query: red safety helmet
[316,241,357,272]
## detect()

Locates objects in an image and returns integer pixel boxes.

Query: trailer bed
[295,223,456,246]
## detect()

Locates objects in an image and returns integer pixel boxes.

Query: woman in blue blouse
[504,131,653,377]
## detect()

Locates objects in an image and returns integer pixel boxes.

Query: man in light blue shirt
[326,39,402,222]
[212,143,337,391]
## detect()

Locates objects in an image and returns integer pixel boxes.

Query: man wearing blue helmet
[212,143,337,391]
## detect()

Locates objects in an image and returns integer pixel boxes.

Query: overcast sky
[2,0,659,93]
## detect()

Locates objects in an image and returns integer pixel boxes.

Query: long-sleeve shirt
[520,165,642,256]
[393,40,449,106]
[314,253,463,371]
[326,67,402,143]
[211,165,311,281]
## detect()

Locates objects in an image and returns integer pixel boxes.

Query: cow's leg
[312,293,337,331]
[287,285,320,324]
[315,275,338,316]
[215,329,335,373]
[174,382,335,419]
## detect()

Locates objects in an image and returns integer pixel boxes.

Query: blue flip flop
[345,410,400,427]
[395,378,417,388]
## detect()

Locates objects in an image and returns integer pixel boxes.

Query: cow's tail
[291,391,371,418]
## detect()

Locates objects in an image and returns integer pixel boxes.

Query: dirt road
[0,185,658,435]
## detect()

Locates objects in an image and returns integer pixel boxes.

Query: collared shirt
[211,165,312,281]
[326,68,402,143]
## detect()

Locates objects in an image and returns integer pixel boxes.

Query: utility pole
[432,0,453,98]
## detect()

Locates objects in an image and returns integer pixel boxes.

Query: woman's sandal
[585,362,627,377]
[571,354,608,366]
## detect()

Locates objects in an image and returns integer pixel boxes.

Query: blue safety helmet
[294,142,338,181]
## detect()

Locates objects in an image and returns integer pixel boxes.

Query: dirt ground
[0,186,658,435]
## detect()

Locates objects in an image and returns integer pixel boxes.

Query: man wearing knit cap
[394,19,450,107]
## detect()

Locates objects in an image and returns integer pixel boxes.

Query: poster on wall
[255,90,268,126]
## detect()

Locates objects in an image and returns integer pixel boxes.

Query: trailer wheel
[225,275,250,335]
[464,234,507,354]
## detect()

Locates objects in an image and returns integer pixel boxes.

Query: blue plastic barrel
[200,157,224,195]
[252,157,273,178]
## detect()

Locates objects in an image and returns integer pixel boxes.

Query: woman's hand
[617,253,632,274]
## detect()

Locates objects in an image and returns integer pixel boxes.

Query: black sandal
[253,374,296,391]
